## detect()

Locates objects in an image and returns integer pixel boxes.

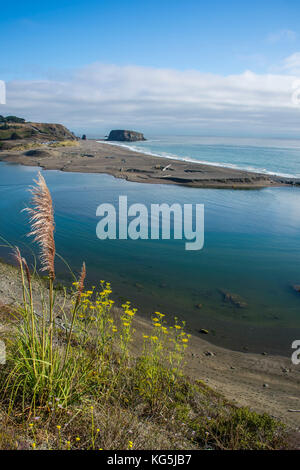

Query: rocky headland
[0,116,76,151]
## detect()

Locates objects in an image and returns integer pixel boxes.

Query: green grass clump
[0,127,34,141]
[188,405,286,450]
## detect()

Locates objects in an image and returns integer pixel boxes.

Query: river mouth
[1,161,300,356]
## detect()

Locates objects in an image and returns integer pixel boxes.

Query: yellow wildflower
[155,311,165,317]
[126,310,135,316]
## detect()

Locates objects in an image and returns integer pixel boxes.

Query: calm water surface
[1,162,300,355]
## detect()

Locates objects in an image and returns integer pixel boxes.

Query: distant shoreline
[0,139,298,189]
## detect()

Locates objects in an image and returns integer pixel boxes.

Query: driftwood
[162,164,172,171]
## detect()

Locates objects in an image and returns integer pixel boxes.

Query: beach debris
[288,409,300,413]
[204,351,215,357]
[219,289,247,308]
[125,167,153,174]
[195,303,203,309]
[199,328,209,334]
[292,284,300,293]
[162,163,172,172]
[261,352,268,355]
[263,383,269,388]
[184,168,203,173]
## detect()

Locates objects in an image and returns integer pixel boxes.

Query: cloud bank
[2,62,300,136]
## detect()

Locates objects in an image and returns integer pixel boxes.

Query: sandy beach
[0,260,299,432]
[0,139,297,189]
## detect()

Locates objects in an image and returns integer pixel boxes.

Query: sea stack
[107,130,146,142]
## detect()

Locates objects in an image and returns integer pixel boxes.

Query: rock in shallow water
[219,289,247,308]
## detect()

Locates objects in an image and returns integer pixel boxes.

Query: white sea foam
[97,140,299,179]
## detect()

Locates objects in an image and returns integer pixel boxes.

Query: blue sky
[1,0,300,78]
[1,0,300,136]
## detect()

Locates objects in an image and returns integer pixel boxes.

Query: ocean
[101,135,300,178]
[1,136,300,355]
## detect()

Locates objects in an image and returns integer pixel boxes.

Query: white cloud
[267,29,297,43]
[282,52,300,74]
[2,63,300,135]
[0,80,5,104]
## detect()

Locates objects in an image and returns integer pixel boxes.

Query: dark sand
[0,139,297,188]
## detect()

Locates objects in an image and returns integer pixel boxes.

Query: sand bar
[0,139,298,189]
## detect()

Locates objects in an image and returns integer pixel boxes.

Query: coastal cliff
[0,117,76,150]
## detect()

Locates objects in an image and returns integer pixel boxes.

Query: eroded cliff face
[107,130,146,142]
[0,121,76,150]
